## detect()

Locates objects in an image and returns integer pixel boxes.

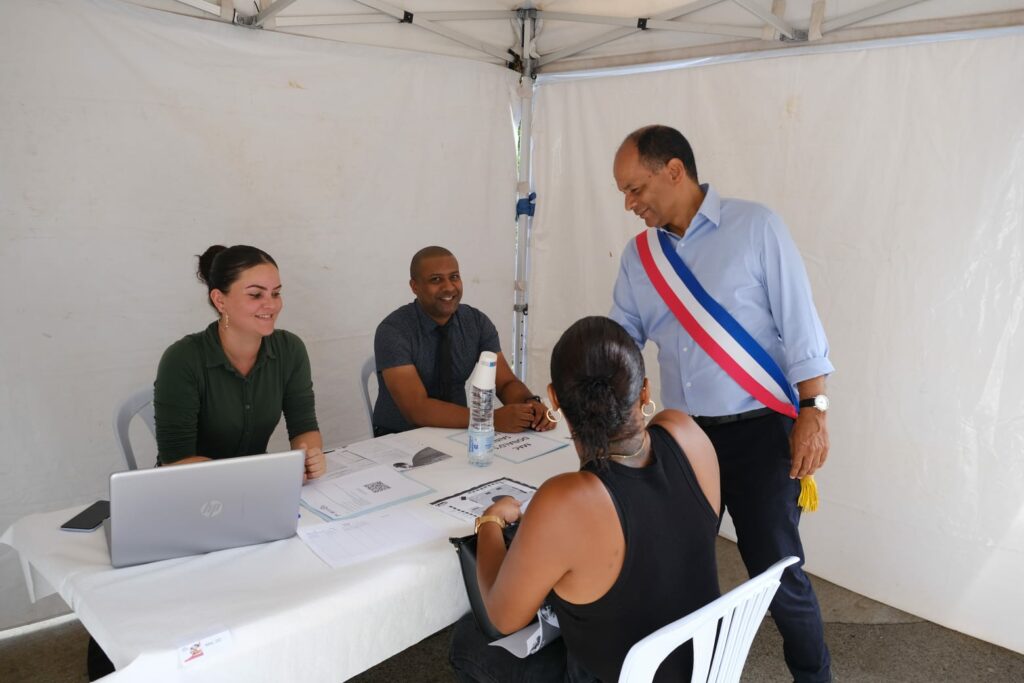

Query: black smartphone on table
[60,500,110,532]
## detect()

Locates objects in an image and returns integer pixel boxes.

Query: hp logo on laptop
[200,500,224,518]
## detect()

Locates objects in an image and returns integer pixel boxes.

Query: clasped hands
[494,400,555,433]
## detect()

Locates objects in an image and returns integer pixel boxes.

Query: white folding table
[1,426,577,682]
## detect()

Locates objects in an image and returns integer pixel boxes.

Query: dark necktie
[436,323,453,402]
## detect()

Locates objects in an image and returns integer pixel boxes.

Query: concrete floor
[3,538,1022,682]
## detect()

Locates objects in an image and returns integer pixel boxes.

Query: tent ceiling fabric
[127,0,1024,71]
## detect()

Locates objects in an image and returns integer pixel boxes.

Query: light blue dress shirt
[610,184,833,417]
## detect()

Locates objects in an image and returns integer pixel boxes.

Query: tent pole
[512,10,536,381]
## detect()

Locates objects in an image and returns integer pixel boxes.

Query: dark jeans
[449,613,598,683]
[706,413,832,683]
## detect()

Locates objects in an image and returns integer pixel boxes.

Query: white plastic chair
[618,556,800,683]
[360,356,377,434]
[113,386,156,470]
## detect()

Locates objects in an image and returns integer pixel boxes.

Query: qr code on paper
[364,480,391,494]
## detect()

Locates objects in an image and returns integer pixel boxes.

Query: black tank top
[548,424,720,682]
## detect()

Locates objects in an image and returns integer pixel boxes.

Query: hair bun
[196,245,228,284]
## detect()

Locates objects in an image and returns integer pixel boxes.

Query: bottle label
[468,430,494,455]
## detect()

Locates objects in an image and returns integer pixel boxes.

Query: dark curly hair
[550,316,645,468]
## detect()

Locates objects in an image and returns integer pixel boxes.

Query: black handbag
[449,523,527,641]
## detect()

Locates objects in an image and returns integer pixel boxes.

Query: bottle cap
[471,351,497,390]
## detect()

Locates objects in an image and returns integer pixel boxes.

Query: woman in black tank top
[450,316,721,682]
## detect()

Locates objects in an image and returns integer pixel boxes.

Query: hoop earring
[545,407,561,423]
[641,399,656,418]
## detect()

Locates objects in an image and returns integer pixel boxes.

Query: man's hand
[789,409,829,479]
[528,400,555,432]
[494,404,537,432]
[298,442,326,481]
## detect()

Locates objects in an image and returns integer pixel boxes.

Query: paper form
[447,430,567,463]
[297,509,443,569]
[301,463,432,522]
[345,432,453,471]
[321,449,377,477]
[430,478,537,522]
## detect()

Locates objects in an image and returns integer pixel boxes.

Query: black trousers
[705,413,832,683]
[449,613,597,683]
[87,636,115,680]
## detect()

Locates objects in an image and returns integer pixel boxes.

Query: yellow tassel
[798,475,819,512]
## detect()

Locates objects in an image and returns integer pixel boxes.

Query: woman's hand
[483,496,523,526]
[299,443,326,481]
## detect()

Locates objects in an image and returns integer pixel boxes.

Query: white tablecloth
[1,427,577,682]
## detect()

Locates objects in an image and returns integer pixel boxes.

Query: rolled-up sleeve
[761,213,834,384]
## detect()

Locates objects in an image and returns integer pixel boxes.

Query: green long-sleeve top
[154,322,319,464]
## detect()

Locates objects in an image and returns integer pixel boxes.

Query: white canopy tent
[2,0,1022,665]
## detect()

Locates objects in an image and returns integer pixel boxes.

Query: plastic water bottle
[468,351,497,467]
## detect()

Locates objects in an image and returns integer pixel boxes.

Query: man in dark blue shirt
[372,246,553,436]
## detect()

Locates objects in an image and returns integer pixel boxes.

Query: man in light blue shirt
[610,125,833,682]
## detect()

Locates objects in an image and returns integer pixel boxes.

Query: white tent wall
[527,32,1024,654]
[0,0,519,629]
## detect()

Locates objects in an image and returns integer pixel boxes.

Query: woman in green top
[153,244,326,480]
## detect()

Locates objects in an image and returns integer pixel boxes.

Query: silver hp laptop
[106,450,304,568]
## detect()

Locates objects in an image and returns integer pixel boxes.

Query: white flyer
[297,509,444,569]
[320,448,377,477]
[301,463,432,521]
[430,478,538,522]
[490,605,562,658]
[346,432,453,471]
[447,430,568,464]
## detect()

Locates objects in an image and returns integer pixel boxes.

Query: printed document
[301,462,431,522]
[346,432,453,471]
[297,509,444,569]
[447,430,567,463]
[431,478,537,522]
[490,605,562,658]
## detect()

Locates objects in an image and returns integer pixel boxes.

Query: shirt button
[683,347,689,352]
[245,404,251,410]
[685,382,692,388]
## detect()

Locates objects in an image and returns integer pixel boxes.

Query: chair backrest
[618,556,800,683]
[114,386,156,471]
[359,356,377,435]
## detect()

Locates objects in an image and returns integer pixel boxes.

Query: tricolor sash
[635,228,799,419]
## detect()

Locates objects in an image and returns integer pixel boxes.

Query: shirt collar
[659,183,721,240]
[413,300,459,335]
[696,183,721,228]
[201,321,275,370]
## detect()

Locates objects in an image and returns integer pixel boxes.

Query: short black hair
[550,316,646,468]
[624,125,699,183]
[410,245,455,280]
[196,245,277,310]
